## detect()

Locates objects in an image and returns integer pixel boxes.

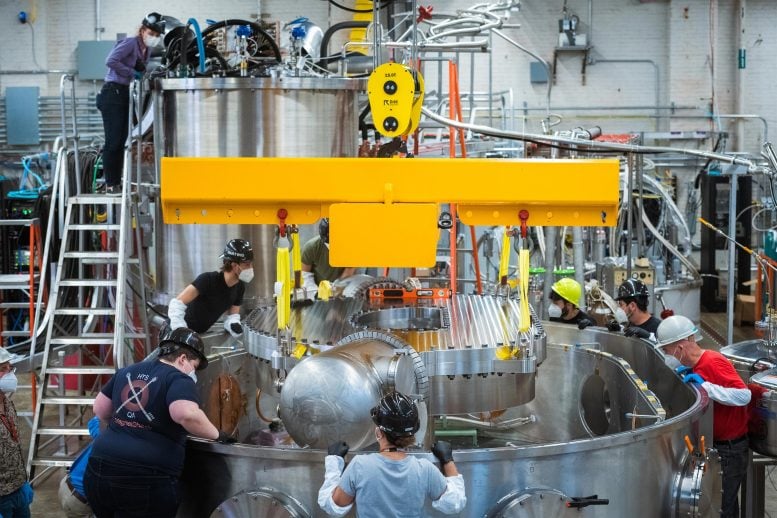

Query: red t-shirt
[692,350,748,441]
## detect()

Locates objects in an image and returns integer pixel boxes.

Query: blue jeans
[83,456,180,518]
[0,486,31,518]
[96,82,129,188]
[715,436,750,518]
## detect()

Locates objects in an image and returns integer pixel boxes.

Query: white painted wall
[0,0,774,154]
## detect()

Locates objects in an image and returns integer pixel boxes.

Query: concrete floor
[12,314,777,518]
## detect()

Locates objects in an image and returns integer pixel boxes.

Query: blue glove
[20,481,33,505]
[682,373,705,385]
[675,365,693,376]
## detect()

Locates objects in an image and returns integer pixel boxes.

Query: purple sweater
[104,36,148,85]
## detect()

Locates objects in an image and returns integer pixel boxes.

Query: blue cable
[187,18,206,74]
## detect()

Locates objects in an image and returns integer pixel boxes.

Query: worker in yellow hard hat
[548,277,595,329]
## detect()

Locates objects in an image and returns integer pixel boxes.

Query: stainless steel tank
[152,77,365,304]
[746,367,777,457]
[180,320,721,517]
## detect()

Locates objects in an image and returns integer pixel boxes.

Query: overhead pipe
[542,226,558,319]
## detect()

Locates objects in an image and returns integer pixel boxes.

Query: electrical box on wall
[76,41,117,80]
[5,87,39,145]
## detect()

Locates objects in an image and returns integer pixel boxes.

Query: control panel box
[597,263,656,314]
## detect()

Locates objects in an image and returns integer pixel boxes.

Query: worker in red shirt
[655,315,751,518]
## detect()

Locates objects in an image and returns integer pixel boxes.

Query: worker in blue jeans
[58,416,100,517]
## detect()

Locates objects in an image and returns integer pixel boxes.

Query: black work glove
[328,441,349,458]
[291,298,315,309]
[606,320,621,332]
[577,319,594,330]
[229,322,244,335]
[431,440,454,465]
[133,58,146,73]
[217,431,237,444]
[624,327,651,339]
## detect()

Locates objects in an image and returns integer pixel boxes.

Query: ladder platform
[70,195,123,204]
[59,279,120,288]
[46,366,115,375]
[68,224,121,231]
[53,308,116,316]
[40,395,96,405]
[30,456,77,468]
[36,425,90,436]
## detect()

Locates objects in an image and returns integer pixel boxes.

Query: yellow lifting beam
[161,156,619,267]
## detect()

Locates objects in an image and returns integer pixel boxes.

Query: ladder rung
[59,279,118,287]
[36,426,90,436]
[63,251,118,259]
[31,456,76,467]
[41,395,96,405]
[68,224,121,231]
[0,273,40,288]
[0,302,39,309]
[46,366,115,375]
[53,308,116,316]
[50,336,115,345]
[70,195,123,204]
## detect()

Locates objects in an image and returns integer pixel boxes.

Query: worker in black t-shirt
[167,239,254,336]
[611,279,661,341]
[548,277,595,329]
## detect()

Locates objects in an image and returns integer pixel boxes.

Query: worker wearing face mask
[610,279,661,341]
[96,12,164,194]
[654,316,750,518]
[167,239,254,339]
[547,278,595,329]
[0,348,34,518]
[301,218,357,299]
[84,328,236,518]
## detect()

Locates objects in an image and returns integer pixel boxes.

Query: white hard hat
[0,347,13,364]
[654,315,701,348]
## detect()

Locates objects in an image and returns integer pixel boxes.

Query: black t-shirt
[91,360,200,475]
[184,271,244,333]
[550,309,594,326]
[632,315,661,334]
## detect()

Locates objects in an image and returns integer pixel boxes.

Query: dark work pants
[83,456,180,518]
[96,82,129,188]
[714,437,749,518]
[0,485,31,518]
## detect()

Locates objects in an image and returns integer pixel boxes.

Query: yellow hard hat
[551,277,581,306]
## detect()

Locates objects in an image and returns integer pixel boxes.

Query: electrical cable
[326,0,393,14]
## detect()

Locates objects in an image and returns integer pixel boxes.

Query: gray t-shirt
[339,453,448,517]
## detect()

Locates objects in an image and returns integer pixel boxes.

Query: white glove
[317,456,352,516]
[302,271,318,300]
[224,313,243,338]
[432,474,467,514]
[168,298,188,330]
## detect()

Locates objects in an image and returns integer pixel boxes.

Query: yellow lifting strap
[276,240,291,330]
[317,280,332,301]
[499,227,511,283]
[291,231,302,288]
[518,249,531,333]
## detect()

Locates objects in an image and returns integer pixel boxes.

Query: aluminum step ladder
[26,189,151,479]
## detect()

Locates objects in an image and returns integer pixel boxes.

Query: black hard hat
[221,238,254,262]
[615,279,649,301]
[158,328,208,370]
[142,12,165,34]
[370,392,420,440]
[319,218,329,244]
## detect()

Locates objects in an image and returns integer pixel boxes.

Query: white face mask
[614,307,629,324]
[663,352,681,369]
[547,304,562,319]
[188,369,198,384]
[143,34,161,48]
[238,267,254,283]
[0,371,18,396]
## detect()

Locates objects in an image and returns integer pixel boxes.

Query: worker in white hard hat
[654,315,750,518]
[0,348,33,517]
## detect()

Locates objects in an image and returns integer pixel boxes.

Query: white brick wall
[0,0,775,154]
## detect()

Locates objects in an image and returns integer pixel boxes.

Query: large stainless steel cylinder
[153,77,365,303]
